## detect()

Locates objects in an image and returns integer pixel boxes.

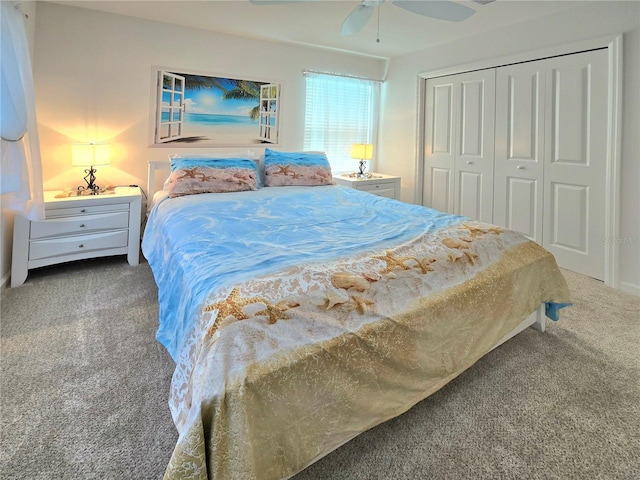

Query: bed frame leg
[531,305,546,332]
[492,304,546,350]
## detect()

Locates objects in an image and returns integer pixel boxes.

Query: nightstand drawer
[333,173,401,200]
[46,202,129,218]
[358,184,396,198]
[30,212,129,239]
[29,230,129,261]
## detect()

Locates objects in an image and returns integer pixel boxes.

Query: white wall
[378,1,640,294]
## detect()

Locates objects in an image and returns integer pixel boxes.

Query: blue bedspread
[142,185,464,361]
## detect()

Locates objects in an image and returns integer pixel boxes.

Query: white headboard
[147,160,171,203]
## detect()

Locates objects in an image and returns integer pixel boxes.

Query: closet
[422,48,609,280]
[422,69,495,223]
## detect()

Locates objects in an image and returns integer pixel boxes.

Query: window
[258,83,280,143]
[155,71,185,143]
[303,72,380,174]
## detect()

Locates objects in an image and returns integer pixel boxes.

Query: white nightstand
[333,173,401,200]
[11,187,142,287]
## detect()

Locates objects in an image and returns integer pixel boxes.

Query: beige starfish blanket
[160,221,570,479]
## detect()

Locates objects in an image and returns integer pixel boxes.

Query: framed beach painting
[150,67,281,147]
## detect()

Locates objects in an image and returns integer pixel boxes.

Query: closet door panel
[423,80,455,211]
[494,60,545,242]
[506,177,538,240]
[454,71,495,222]
[459,79,485,157]
[431,83,454,155]
[429,168,452,213]
[549,183,588,251]
[457,171,483,220]
[544,49,608,279]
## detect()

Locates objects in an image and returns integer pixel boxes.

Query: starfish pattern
[442,237,479,264]
[177,167,202,180]
[254,304,289,324]
[415,256,437,274]
[204,288,298,338]
[204,287,251,337]
[459,223,503,237]
[315,169,332,182]
[349,295,375,315]
[373,250,416,274]
[273,165,300,178]
[232,171,255,186]
[199,172,217,182]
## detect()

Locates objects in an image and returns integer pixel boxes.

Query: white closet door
[494,60,546,243]
[454,70,495,222]
[423,78,455,214]
[423,70,495,222]
[543,49,608,280]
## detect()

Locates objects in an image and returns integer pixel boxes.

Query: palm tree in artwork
[221,81,261,120]
[178,74,262,120]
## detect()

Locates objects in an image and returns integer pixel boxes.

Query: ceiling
[45,0,591,59]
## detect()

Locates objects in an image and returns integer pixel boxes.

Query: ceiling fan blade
[341,4,375,35]
[393,0,476,22]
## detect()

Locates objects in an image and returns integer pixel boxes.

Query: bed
[142,152,571,480]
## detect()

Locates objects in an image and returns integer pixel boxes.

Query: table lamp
[351,143,373,178]
[72,143,110,194]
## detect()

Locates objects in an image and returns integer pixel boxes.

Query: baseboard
[619,281,640,297]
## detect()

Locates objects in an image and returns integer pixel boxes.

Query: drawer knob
[78,244,84,248]
[375,185,379,188]
[80,209,86,213]
[79,224,86,228]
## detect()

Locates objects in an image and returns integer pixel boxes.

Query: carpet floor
[1,256,638,479]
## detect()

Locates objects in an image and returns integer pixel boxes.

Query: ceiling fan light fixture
[392,0,476,22]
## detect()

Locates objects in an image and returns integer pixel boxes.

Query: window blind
[303,72,379,174]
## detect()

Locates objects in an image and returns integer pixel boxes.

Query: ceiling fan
[251,1,495,35]
[341,1,496,35]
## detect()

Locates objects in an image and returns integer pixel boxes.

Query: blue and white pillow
[263,149,334,187]
[166,156,260,197]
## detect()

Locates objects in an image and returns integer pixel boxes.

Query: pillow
[263,148,334,187]
[166,157,259,197]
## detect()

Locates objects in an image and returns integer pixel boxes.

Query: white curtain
[303,72,380,174]
[1,1,44,220]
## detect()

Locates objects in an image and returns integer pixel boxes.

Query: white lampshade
[71,143,111,167]
[350,143,373,161]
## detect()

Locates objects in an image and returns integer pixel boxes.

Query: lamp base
[355,160,372,178]
[77,167,100,195]
[342,172,381,179]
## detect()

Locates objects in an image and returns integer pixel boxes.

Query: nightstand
[11,187,142,287]
[333,173,401,200]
